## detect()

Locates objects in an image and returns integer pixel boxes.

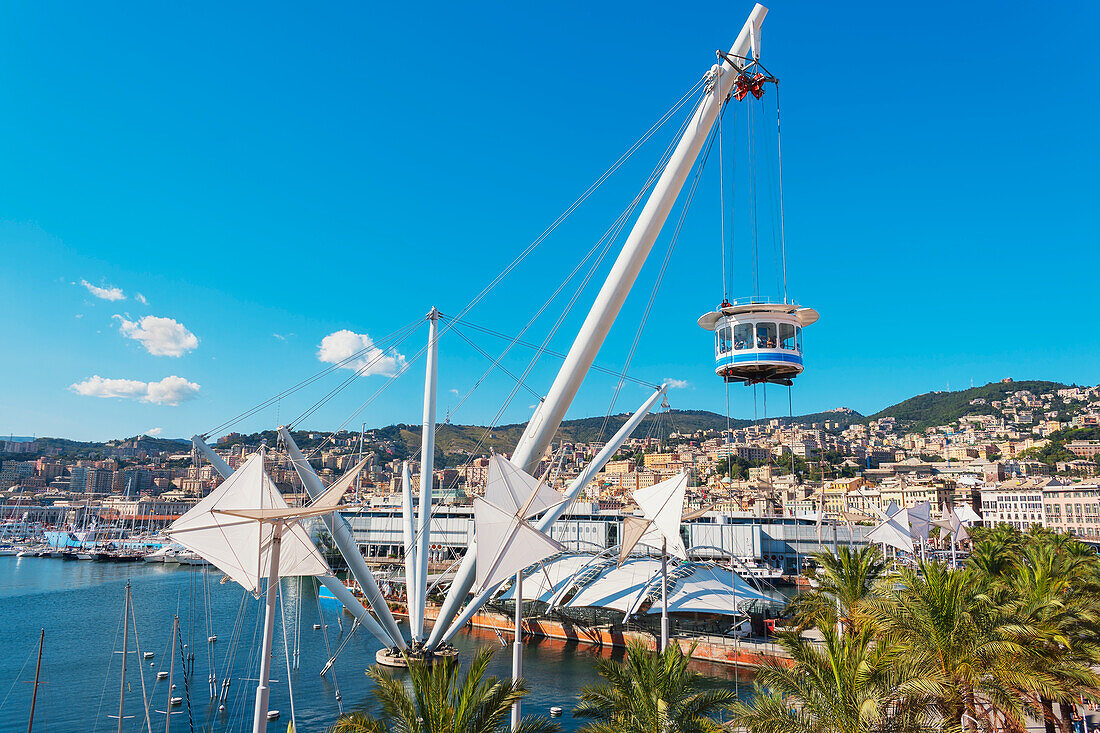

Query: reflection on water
[0,557,759,733]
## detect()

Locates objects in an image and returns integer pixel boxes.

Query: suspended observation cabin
[699,300,817,386]
[695,25,818,387]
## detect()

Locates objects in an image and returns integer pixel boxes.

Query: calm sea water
[0,557,754,733]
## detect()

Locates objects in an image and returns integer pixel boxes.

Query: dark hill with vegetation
[866,380,1076,431]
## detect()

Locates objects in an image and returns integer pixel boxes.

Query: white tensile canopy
[498,553,595,604]
[954,503,982,524]
[485,454,564,519]
[564,557,664,613]
[867,508,914,554]
[909,501,931,541]
[620,472,689,562]
[472,456,565,595]
[168,452,332,594]
[642,564,769,616]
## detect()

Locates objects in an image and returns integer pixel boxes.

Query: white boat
[0,546,18,556]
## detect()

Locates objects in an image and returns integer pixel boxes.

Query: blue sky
[1,1,1097,442]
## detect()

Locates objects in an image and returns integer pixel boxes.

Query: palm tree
[786,546,887,634]
[1004,538,1100,733]
[730,626,931,733]
[865,560,1049,732]
[573,640,735,733]
[328,647,559,733]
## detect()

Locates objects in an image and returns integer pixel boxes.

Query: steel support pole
[510,572,523,731]
[413,308,440,643]
[191,435,232,478]
[428,386,667,649]
[252,525,281,733]
[660,540,669,652]
[401,461,416,635]
[277,426,405,648]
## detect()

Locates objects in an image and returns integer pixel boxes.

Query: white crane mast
[509,4,768,474]
[426,3,769,648]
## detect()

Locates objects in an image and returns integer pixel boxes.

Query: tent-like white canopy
[472,455,565,595]
[867,508,914,554]
[642,564,770,616]
[564,557,663,613]
[168,452,330,595]
[498,553,595,604]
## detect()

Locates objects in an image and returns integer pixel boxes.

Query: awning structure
[498,552,596,604]
[644,563,770,616]
[563,557,663,613]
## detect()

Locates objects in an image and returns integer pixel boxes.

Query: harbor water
[0,556,754,733]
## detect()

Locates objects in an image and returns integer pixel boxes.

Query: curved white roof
[498,552,596,604]
[644,563,770,617]
[564,557,663,613]
[697,304,819,331]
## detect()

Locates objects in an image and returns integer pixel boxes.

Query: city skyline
[2,0,1098,442]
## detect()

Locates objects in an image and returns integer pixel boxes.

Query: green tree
[329,648,558,733]
[1003,536,1100,733]
[786,546,887,634]
[573,640,735,733]
[865,561,1044,732]
[731,626,932,733]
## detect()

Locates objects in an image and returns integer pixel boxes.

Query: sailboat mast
[26,629,43,733]
[165,616,177,733]
[413,308,440,644]
[117,582,130,733]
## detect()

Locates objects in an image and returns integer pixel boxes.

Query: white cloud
[145,427,163,436]
[135,293,148,305]
[317,330,406,376]
[449,388,460,396]
[664,378,691,389]
[115,315,199,357]
[81,280,126,301]
[70,375,201,406]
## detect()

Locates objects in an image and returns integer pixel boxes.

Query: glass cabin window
[779,323,796,350]
[756,322,777,349]
[717,326,732,354]
[733,324,753,350]
[796,326,803,353]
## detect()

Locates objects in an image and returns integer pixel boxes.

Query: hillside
[204,408,864,467]
[867,380,1076,431]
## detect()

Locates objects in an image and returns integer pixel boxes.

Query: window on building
[734,324,752,351]
[779,323,796,350]
[796,326,803,353]
[757,322,777,349]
